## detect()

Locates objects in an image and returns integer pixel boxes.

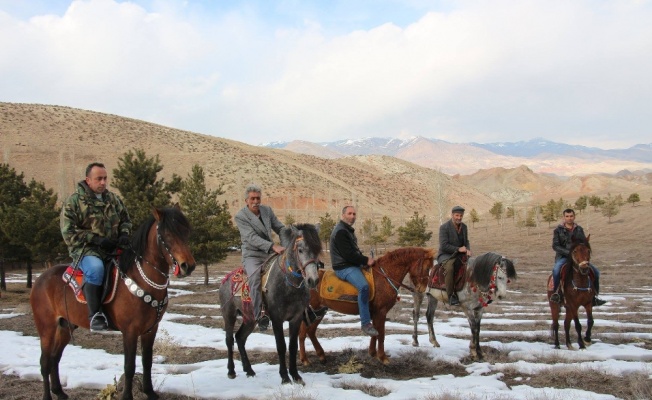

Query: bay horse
[299,247,434,366]
[30,205,195,400]
[219,223,321,385]
[548,235,594,350]
[412,252,516,360]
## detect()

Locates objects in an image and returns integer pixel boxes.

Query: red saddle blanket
[61,265,119,304]
[428,262,467,292]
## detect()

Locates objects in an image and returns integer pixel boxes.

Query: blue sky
[1,0,651,148]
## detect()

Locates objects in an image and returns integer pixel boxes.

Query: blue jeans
[80,255,104,286]
[335,266,371,326]
[553,258,601,293]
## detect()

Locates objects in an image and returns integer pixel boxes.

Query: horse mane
[119,207,191,272]
[377,247,433,266]
[468,252,517,286]
[293,223,322,255]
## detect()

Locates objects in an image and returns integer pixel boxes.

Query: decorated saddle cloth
[319,268,375,303]
[546,263,595,292]
[221,255,277,321]
[61,260,120,304]
[428,259,467,292]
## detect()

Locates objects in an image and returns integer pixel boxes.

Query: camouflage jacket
[60,180,132,259]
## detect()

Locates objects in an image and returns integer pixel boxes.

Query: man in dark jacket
[550,208,605,306]
[61,162,132,332]
[329,206,378,336]
[436,206,471,306]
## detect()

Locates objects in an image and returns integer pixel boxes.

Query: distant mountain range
[262,137,652,176]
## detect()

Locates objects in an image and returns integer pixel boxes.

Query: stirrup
[550,292,561,304]
[448,293,460,306]
[593,296,606,306]
[89,312,108,332]
[257,314,270,331]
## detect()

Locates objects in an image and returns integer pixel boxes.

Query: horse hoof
[282,377,292,385]
[293,377,305,386]
[246,371,256,377]
[227,372,236,379]
[301,360,311,366]
[412,341,419,347]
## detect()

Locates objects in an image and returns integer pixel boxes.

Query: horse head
[493,256,517,300]
[280,223,322,288]
[407,248,435,293]
[570,234,591,273]
[152,204,196,278]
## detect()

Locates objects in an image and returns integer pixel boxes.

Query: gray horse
[411,252,517,360]
[219,223,322,384]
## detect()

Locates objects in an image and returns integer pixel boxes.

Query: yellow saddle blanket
[319,268,375,303]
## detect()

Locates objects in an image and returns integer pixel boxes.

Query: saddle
[547,263,595,294]
[427,260,467,292]
[221,255,277,321]
[61,258,120,304]
[319,268,375,303]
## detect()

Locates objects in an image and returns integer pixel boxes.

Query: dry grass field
[1,201,651,399]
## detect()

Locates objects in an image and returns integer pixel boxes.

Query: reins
[371,252,427,297]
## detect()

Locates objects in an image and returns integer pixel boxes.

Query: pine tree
[379,215,394,242]
[397,212,432,247]
[489,202,504,224]
[601,193,621,223]
[179,165,238,285]
[112,149,182,228]
[627,193,640,206]
[318,213,336,250]
[469,209,480,228]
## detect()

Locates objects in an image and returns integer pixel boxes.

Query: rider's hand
[118,234,131,248]
[271,244,285,254]
[367,257,375,267]
[93,236,117,251]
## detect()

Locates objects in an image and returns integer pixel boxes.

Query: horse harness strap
[571,265,593,292]
[120,270,169,333]
[469,259,504,308]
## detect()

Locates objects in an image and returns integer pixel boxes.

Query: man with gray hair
[234,184,326,330]
[436,205,471,306]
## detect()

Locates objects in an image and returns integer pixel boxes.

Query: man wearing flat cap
[436,206,471,305]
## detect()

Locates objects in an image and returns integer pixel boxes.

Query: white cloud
[1,0,651,147]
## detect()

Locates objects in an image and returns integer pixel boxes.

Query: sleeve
[438,223,459,255]
[235,212,274,253]
[60,196,95,249]
[463,224,470,249]
[552,228,569,257]
[115,196,132,235]
[333,229,368,266]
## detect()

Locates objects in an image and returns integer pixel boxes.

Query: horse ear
[314,223,320,234]
[173,202,182,211]
[586,234,590,242]
[280,226,294,247]
[152,207,162,221]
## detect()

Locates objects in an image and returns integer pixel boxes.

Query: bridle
[470,257,511,308]
[278,236,320,288]
[372,252,430,300]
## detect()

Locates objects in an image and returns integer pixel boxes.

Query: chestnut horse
[548,235,594,350]
[30,205,196,400]
[299,247,434,365]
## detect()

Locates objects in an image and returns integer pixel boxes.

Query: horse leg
[374,316,389,365]
[368,334,378,359]
[271,317,291,384]
[287,320,304,385]
[563,311,575,350]
[49,324,73,400]
[426,295,440,348]
[140,329,159,399]
[120,332,139,400]
[300,319,325,366]
[464,307,483,360]
[411,291,423,347]
[234,323,256,377]
[573,315,585,350]
[584,306,594,344]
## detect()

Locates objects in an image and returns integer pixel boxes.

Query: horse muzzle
[174,262,196,278]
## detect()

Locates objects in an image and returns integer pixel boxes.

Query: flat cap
[451,205,465,213]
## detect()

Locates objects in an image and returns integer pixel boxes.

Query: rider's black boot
[83,283,108,332]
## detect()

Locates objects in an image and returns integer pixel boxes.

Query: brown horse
[548,235,594,350]
[30,205,196,400]
[299,247,434,365]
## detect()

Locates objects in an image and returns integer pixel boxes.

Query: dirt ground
[1,203,651,399]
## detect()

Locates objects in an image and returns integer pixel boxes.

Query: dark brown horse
[30,205,195,400]
[299,247,434,365]
[548,235,594,350]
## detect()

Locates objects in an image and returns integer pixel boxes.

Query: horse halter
[571,245,591,274]
[279,236,320,288]
[156,223,183,277]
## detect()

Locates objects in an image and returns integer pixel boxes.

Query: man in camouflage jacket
[61,162,131,331]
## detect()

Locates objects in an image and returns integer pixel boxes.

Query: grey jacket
[436,219,470,264]
[235,205,284,261]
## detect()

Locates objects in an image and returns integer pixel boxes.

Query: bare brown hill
[2,102,650,223]
[0,102,493,223]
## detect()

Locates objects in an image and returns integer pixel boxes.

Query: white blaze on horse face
[494,268,509,299]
